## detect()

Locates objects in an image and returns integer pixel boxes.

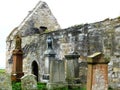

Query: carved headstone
[65,52,80,84]
[21,74,37,90]
[11,34,24,82]
[87,52,109,90]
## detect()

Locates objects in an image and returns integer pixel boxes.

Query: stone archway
[32,61,38,81]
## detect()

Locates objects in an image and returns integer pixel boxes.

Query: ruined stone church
[6,1,120,89]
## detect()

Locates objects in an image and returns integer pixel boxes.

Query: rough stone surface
[87,53,108,90]
[6,1,60,73]
[6,1,120,89]
[65,53,80,84]
[21,74,37,90]
[47,60,66,89]
[92,65,108,90]
[0,73,12,90]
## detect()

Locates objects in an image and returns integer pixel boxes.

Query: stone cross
[87,52,109,90]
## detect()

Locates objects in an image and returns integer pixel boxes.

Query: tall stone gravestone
[87,52,109,90]
[11,35,24,81]
[21,74,37,90]
[44,36,66,89]
[0,73,12,90]
[47,59,66,89]
[65,52,80,84]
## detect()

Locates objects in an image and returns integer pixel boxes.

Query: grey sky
[0,0,120,68]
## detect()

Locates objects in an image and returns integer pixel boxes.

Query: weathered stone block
[87,52,109,90]
[0,73,12,90]
[21,74,37,90]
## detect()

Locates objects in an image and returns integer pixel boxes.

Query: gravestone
[0,73,12,90]
[43,36,56,83]
[65,52,80,84]
[11,35,24,81]
[47,60,66,89]
[21,74,37,90]
[44,36,66,89]
[87,52,109,90]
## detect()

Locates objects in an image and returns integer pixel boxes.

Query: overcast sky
[0,0,120,68]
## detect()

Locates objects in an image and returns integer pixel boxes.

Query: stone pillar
[65,52,80,83]
[11,35,24,82]
[87,52,109,90]
[43,36,56,82]
[44,49,56,82]
[44,36,66,89]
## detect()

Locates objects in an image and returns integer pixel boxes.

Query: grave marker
[0,73,12,90]
[21,74,37,90]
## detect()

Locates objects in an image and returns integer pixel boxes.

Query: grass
[0,69,5,73]
[12,82,86,90]
[12,82,21,90]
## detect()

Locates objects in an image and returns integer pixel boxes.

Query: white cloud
[0,52,6,69]
[0,0,120,68]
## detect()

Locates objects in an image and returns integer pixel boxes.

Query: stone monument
[21,74,37,90]
[87,52,109,90]
[65,52,80,84]
[11,35,24,82]
[0,73,12,90]
[44,36,66,89]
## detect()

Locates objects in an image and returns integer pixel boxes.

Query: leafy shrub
[12,82,21,90]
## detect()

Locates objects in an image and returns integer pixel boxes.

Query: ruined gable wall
[5,1,120,89]
[6,1,60,74]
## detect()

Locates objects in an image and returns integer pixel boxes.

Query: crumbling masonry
[6,1,120,89]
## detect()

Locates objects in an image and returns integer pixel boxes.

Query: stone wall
[6,1,60,74]
[6,1,120,89]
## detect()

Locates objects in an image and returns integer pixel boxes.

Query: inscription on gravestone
[43,74,49,80]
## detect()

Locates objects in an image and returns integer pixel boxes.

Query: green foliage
[53,87,68,90]
[12,82,21,90]
[37,82,47,90]
[11,82,86,90]
[108,86,113,90]
[44,29,52,33]
[80,86,86,90]
[68,86,86,90]
[12,82,47,90]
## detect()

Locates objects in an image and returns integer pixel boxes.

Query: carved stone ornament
[15,35,22,49]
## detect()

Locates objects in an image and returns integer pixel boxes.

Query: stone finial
[14,35,21,49]
[44,36,56,57]
[46,36,53,49]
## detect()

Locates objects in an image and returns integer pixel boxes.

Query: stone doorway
[32,61,38,81]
